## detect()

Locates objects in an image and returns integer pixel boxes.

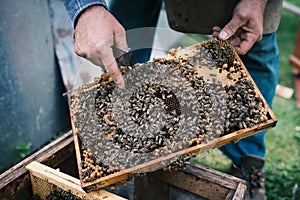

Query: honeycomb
[70,38,269,185]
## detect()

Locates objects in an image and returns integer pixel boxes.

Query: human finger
[218,15,245,40]
[229,36,241,48]
[234,33,256,55]
[212,26,221,38]
[91,45,125,88]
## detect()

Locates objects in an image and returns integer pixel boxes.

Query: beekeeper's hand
[74,5,128,88]
[212,0,267,55]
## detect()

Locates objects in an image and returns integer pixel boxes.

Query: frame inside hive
[69,38,277,191]
[25,161,125,199]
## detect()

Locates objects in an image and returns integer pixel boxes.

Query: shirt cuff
[63,0,107,27]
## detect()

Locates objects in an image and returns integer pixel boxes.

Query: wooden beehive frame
[25,161,126,200]
[70,39,277,191]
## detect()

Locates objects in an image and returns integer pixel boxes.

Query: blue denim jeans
[109,0,279,166]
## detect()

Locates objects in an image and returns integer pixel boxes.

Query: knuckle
[235,11,248,21]
[239,51,247,55]
[74,45,87,58]
[257,30,263,41]
[251,30,263,43]
[115,24,125,33]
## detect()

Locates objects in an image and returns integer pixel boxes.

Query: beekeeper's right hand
[74,5,128,88]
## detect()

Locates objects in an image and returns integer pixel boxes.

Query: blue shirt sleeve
[63,0,107,26]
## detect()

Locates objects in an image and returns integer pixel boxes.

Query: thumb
[218,16,245,40]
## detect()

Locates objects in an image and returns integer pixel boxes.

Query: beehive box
[136,162,247,200]
[25,162,246,200]
[69,38,277,191]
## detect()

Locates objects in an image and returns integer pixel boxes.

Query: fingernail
[219,31,228,40]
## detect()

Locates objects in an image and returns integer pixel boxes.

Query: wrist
[75,5,107,28]
[256,0,268,10]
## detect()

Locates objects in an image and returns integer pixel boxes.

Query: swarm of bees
[70,38,269,183]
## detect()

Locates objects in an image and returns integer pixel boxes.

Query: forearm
[63,0,107,26]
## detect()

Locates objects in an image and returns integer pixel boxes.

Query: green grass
[191,1,300,199]
[265,96,300,199]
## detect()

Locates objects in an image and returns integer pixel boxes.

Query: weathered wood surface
[289,22,300,107]
[290,55,300,69]
[232,183,247,200]
[290,22,300,66]
[26,161,126,200]
[151,163,246,200]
